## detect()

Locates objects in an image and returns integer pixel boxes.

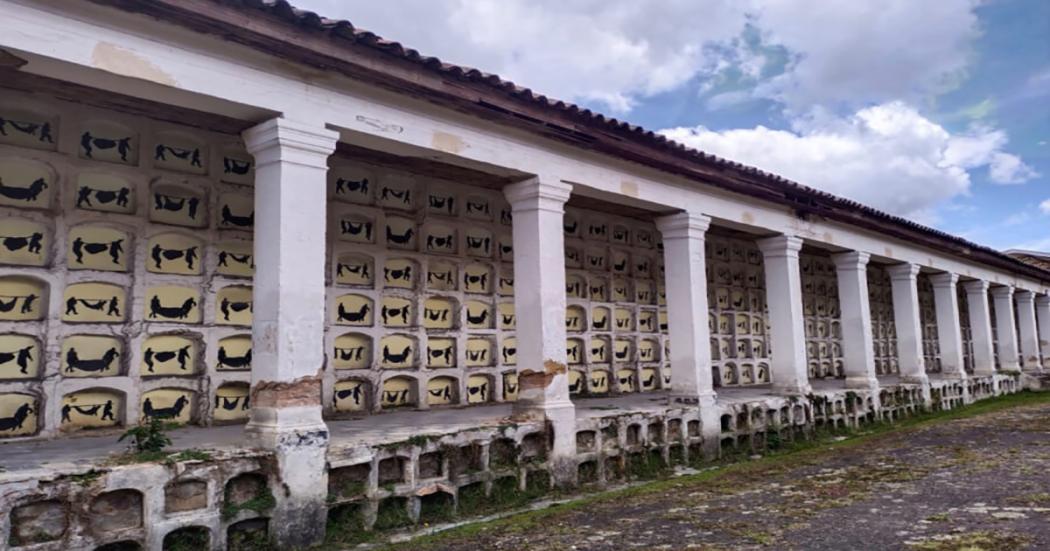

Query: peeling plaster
[91,43,177,87]
[431,131,466,154]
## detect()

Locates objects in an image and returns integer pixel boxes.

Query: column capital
[831,250,871,270]
[886,262,921,281]
[1015,289,1036,303]
[1036,294,1050,307]
[503,178,573,213]
[654,211,711,239]
[990,285,1015,299]
[929,272,959,289]
[962,279,990,294]
[756,234,803,257]
[242,117,338,169]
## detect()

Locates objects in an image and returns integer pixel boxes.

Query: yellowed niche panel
[426,261,457,291]
[423,297,456,330]
[379,334,415,368]
[338,214,374,244]
[662,367,672,387]
[216,334,252,371]
[154,131,206,174]
[465,338,493,367]
[497,234,513,262]
[0,334,40,380]
[79,121,138,165]
[640,367,658,390]
[616,368,636,392]
[216,240,253,277]
[466,374,491,404]
[426,376,457,406]
[0,393,38,437]
[588,369,610,394]
[217,193,253,230]
[638,339,659,363]
[220,146,254,186]
[0,276,45,321]
[566,274,586,299]
[0,108,56,150]
[464,300,492,329]
[334,294,373,326]
[566,338,584,364]
[61,335,122,378]
[75,173,134,214]
[333,379,369,412]
[501,337,516,365]
[589,337,610,364]
[151,182,206,228]
[141,334,196,376]
[0,158,54,209]
[148,233,202,275]
[380,377,414,408]
[142,388,194,424]
[217,286,253,326]
[498,303,515,329]
[333,332,371,370]
[376,176,414,210]
[213,384,250,422]
[424,223,456,254]
[0,218,47,266]
[658,310,668,333]
[566,305,586,333]
[145,286,200,324]
[63,282,124,323]
[61,389,121,429]
[591,306,610,331]
[636,281,655,305]
[614,308,634,332]
[463,263,491,294]
[613,338,632,363]
[384,217,416,250]
[383,258,416,289]
[68,225,129,272]
[611,278,631,302]
[568,369,583,394]
[589,276,609,301]
[464,228,492,258]
[463,195,492,221]
[502,372,518,401]
[426,337,455,368]
[497,273,514,296]
[335,254,373,287]
[638,310,657,333]
[380,296,413,328]
[329,166,373,204]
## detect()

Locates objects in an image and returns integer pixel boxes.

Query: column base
[899,374,930,386]
[512,400,577,487]
[245,405,328,449]
[844,376,880,391]
[772,382,812,396]
[668,391,718,406]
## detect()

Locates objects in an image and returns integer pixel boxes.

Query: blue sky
[296,0,1049,251]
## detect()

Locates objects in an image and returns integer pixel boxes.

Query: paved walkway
[402,396,1050,551]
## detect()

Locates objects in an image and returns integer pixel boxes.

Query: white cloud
[988,152,1039,184]
[1040,199,1050,215]
[659,102,1030,223]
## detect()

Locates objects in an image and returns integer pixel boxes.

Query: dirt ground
[398,396,1050,551]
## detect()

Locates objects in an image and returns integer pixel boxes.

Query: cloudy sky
[294,0,1049,252]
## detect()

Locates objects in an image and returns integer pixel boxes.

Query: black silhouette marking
[215,395,250,411]
[501,314,515,326]
[0,344,33,374]
[223,157,252,175]
[428,345,453,364]
[640,347,654,360]
[424,307,450,323]
[499,243,512,256]
[334,346,366,362]
[154,144,202,167]
[381,304,410,325]
[151,244,198,270]
[0,117,53,143]
[466,349,487,362]
[426,234,454,251]
[466,308,489,326]
[566,343,579,362]
[466,236,490,253]
[337,301,371,323]
[64,347,119,373]
[500,209,512,225]
[337,262,371,281]
[566,280,583,296]
[428,384,453,402]
[220,204,254,227]
[590,224,607,237]
[385,226,414,245]
[1,232,43,254]
[467,382,488,401]
[143,395,189,419]
[335,384,364,406]
[0,293,37,314]
[465,200,489,215]
[80,132,132,161]
[593,315,608,330]
[588,255,605,268]
[569,377,582,393]
[77,186,130,209]
[0,402,34,432]
[613,229,628,241]
[566,316,580,329]
[590,375,607,388]
[464,272,487,291]
[382,389,410,405]
[154,193,200,219]
[382,345,411,364]
[0,177,47,202]
[341,220,373,240]
[384,266,412,283]
[335,177,368,195]
[428,194,453,212]
[217,346,252,369]
[591,344,606,361]
[619,373,634,387]
[65,296,120,317]
[614,346,629,360]
[144,345,191,372]
[218,250,253,270]
[380,187,411,205]
[642,373,656,388]
[427,270,453,286]
[566,249,580,262]
[499,277,513,290]
[71,237,123,265]
[564,220,578,234]
[220,297,253,321]
[613,258,628,272]
[148,295,196,320]
[501,345,516,363]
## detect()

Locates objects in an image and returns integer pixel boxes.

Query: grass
[385,390,1050,550]
[222,488,277,521]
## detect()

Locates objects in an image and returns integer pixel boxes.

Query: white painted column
[991,286,1021,373]
[962,280,996,376]
[242,117,337,548]
[831,251,879,390]
[930,273,967,379]
[504,178,576,484]
[756,235,811,395]
[655,212,716,404]
[1037,295,1050,369]
[887,263,928,386]
[1016,290,1041,371]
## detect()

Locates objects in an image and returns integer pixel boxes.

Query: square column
[1015,290,1042,371]
[756,235,811,395]
[504,178,576,485]
[991,286,1021,373]
[962,280,996,376]
[242,117,338,548]
[887,263,928,385]
[831,252,879,390]
[930,273,967,379]
[655,212,715,404]
[1037,295,1050,369]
